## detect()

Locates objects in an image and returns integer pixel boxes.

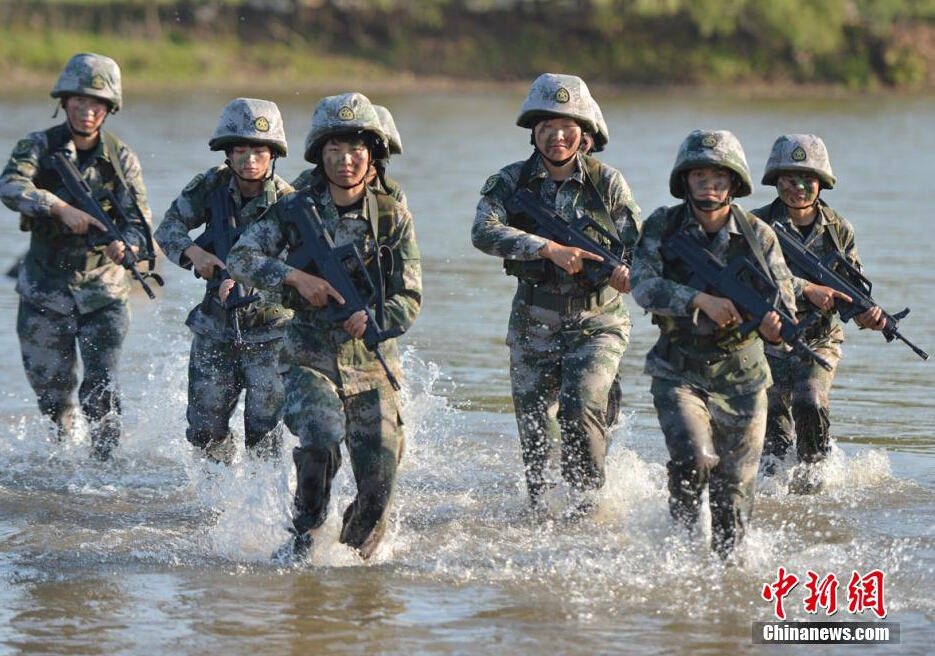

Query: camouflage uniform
[754,134,857,464]
[0,53,152,459]
[227,92,421,558]
[155,98,293,458]
[630,129,795,557]
[471,74,640,507]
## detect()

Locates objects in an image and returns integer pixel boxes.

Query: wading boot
[202,434,236,466]
[271,528,314,562]
[52,405,80,443]
[90,414,120,461]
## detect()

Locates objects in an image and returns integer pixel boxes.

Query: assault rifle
[47,151,163,299]
[660,231,834,371]
[190,188,260,346]
[772,222,928,361]
[504,188,630,286]
[282,203,400,391]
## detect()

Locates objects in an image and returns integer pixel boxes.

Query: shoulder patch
[182,172,207,195]
[480,174,500,196]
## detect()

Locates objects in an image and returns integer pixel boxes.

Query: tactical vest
[653,204,770,354]
[755,197,845,334]
[755,198,845,255]
[23,124,146,273]
[282,181,398,319]
[503,153,619,290]
[200,182,290,330]
[25,124,128,234]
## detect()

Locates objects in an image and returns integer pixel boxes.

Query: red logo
[762,568,887,619]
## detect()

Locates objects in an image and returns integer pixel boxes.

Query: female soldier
[471,73,640,515]
[753,134,885,487]
[0,52,154,460]
[154,98,293,462]
[630,130,794,558]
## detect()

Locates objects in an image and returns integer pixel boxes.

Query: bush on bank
[1,0,934,91]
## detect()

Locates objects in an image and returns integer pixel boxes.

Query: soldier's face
[776,172,820,209]
[64,95,108,136]
[229,145,272,181]
[686,167,732,203]
[534,118,582,161]
[323,137,371,187]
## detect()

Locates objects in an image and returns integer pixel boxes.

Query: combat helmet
[303,92,388,164]
[50,52,122,113]
[762,134,836,190]
[374,105,403,156]
[516,73,600,135]
[209,98,288,157]
[669,129,753,199]
[589,97,609,152]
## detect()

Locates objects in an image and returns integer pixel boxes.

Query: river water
[0,89,933,655]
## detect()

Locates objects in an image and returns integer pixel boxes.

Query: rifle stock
[47,151,162,299]
[282,203,400,391]
[660,231,833,371]
[772,222,928,361]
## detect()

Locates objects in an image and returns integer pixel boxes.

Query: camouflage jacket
[226,183,421,395]
[155,166,294,343]
[753,198,861,347]
[1,122,152,315]
[631,202,796,394]
[471,151,640,299]
[292,166,408,209]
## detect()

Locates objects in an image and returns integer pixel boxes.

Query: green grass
[0,28,400,92]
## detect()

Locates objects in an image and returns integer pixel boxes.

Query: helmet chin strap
[320,146,371,190]
[66,115,103,139]
[683,173,731,211]
[225,155,277,184]
[539,149,578,168]
[780,196,819,212]
[323,168,366,190]
[689,196,730,211]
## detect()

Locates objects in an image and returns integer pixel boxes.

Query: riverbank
[3,1,935,96]
[4,31,932,103]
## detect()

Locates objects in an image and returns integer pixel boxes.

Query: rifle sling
[365,188,387,331]
[730,205,774,287]
[516,152,619,242]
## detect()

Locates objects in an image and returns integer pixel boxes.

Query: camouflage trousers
[282,364,403,559]
[16,298,128,457]
[508,293,629,505]
[765,340,841,464]
[186,332,284,457]
[651,378,767,558]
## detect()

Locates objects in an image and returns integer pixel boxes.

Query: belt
[518,282,618,313]
[655,334,761,378]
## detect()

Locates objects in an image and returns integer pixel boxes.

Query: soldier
[154,98,294,462]
[292,104,407,208]
[0,52,154,460]
[227,92,421,559]
[630,129,795,558]
[753,134,885,484]
[471,73,640,516]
